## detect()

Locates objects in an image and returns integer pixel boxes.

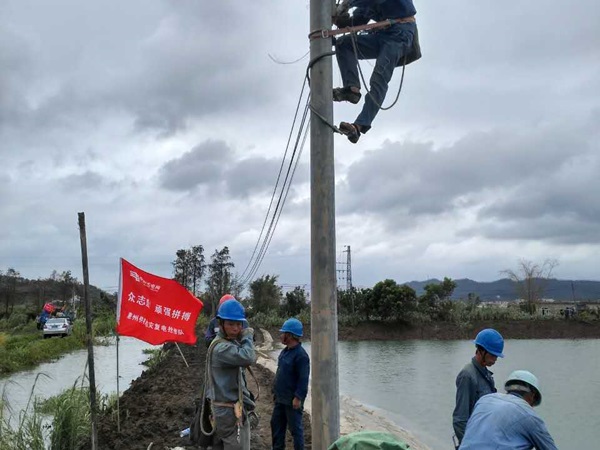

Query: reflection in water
[303,339,600,450]
[0,336,157,422]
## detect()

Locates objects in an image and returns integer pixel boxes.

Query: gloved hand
[241,327,255,338]
[333,14,353,29]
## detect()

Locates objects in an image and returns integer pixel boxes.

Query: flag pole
[175,342,190,368]
[116,333,121,433]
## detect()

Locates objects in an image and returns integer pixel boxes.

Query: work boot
[339,122,361,144]
[333,87,361,104]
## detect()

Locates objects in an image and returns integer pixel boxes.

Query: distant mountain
[405,278,600,301]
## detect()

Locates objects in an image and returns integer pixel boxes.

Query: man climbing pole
[332,0,421,143]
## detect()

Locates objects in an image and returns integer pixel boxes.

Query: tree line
[0,268,111,319]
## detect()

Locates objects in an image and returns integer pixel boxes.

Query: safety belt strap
[309,16,416,40]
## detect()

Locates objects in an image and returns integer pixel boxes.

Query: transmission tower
[344,245,353,292]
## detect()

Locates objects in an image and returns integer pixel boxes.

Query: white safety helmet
[505,370,542,406]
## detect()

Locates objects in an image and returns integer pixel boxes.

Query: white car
[43,318,72,338]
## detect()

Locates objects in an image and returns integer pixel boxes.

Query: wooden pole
[78,212,98,449]
[309,0,340,447]
[116,334,121,433]
[175,342,190,368]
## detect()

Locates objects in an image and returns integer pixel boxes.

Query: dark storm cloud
[59,171,107,192]
[0,0,294,138]
[159,140,309,200]
[338,112,599,243]
[0,25,34,129]
[159,140,232,191]
[224,157,308,199]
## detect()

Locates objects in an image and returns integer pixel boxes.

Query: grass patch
[0,311,118,378]
[142,348,169,370]
[0,374,48,450]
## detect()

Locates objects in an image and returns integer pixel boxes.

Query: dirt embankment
[269,319,600,342]
[96,332,310,450]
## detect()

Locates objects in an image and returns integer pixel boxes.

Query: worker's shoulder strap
[245,365,260,401]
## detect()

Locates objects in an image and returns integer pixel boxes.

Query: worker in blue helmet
[452,328,505,446]
[460,370,558,450]
[206,298,256,450]
[271,318,310,450]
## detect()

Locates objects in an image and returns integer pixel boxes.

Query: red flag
[116,258,203,345]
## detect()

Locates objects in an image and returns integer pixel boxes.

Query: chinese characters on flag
[116,258,203,345]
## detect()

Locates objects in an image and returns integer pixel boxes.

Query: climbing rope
[349,29,407,111]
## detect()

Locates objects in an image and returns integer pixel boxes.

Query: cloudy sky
[1,0,599,293]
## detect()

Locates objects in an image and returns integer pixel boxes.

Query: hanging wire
[268,50,310,65]
[238,76,310,283]
[349,30,406,111]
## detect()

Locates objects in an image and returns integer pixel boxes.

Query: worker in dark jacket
[333,0,420,143]
[204,294,236,347]
[453,328,505,445]
[271,318,310,450]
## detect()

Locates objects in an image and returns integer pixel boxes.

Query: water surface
[304,339,600,450]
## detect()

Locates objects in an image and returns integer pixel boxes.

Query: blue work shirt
[349,0,417,25]
[460,393,558,450]
[273,343,310,406]
[453,357,497,441]
[204,317,219,346]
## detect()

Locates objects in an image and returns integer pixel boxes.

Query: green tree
[372,279,418,321]
[281,286,308,316]
[188,245,206,296]
[205,247,235,314]
[354,287,374,320]
[419,277,457,320]
[1,268,21,316]
[58,270,77,302]
[173,245,206,296]
[249,275,282,314]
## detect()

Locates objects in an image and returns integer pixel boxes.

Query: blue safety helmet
[217,299,246,321]
[280,318,303,337]
[474,328,505,358]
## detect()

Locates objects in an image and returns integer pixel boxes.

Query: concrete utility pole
[310,0,340,447]
[78,212,98,450]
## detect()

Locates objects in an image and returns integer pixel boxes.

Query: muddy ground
[97,333,311,450]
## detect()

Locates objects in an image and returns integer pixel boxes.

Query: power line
[238,75,312,287]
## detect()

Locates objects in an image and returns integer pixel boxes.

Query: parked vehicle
[43,318,72,338]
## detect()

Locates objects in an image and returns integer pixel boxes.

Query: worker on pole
[333,0,421,143]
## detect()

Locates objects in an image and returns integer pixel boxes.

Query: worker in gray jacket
[207,298,256,450]
[452,328,505,445]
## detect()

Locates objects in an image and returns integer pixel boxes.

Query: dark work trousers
[270,402,304,450]
[335,22,416,131]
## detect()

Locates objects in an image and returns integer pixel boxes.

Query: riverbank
[96,331,311,449]
[0,314,116,377]
[269,318,600,341]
